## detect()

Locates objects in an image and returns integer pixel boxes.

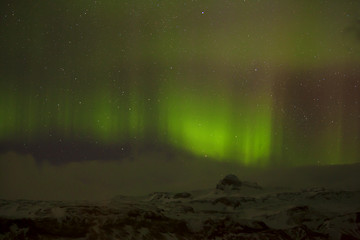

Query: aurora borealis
[0,0,360,166]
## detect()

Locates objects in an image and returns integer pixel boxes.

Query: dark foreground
[1,175,360,240]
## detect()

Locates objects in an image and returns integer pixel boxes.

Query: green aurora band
[0,0,359,166]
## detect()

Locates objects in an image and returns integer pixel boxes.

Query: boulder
[216,174,242,190]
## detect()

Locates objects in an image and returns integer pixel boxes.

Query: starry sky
[1,0,360,167]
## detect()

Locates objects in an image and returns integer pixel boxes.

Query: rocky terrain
[1,174,360,239]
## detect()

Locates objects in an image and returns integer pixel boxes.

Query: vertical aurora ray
[91,91,123,142]
[128,88,145,140]
[234,102,272,165]
[0,81,17,140]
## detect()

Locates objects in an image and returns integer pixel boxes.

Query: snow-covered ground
[1,174,359,239]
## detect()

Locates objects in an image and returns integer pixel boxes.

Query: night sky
[1,0,360,168]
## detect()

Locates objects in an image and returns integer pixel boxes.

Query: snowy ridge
[1,174,360,239]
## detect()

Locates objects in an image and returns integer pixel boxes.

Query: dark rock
[148,192,172,201]
[238,197,256,203]
[190,199,210,204]
[284,225,328,240]
[172,205,195,214]
[212,197,241,208]
[173,192,192,199]
[287,205,310,214]
[216,174,242,190]
[127,209,142,218]
[201,217,271,239]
